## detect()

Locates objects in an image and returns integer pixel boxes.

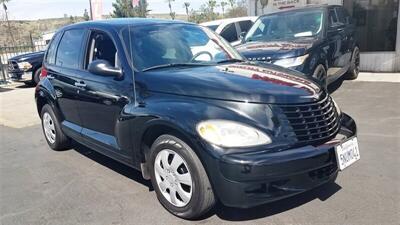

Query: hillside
[0,14,187,46]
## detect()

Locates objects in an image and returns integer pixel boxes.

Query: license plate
[335,137,360,170]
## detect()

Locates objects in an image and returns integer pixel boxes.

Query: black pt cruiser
[35,19,360,219]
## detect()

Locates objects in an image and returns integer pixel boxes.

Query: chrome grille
[279,95,340,146]
[8,60,19,71]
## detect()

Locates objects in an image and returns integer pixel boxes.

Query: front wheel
[312,64,327,89]
[33,68,42,85]
[149,134,215,219]
[346,46,360,80]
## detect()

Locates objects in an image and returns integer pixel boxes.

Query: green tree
[183,2,190,21]
[112,0,148,18]
[83,8,90,21]
[228,0,235,8]
[166,0,175,20]
[220,1,227,18]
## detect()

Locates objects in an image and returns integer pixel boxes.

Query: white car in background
[201,17,258,46]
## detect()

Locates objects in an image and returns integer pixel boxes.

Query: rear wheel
[346,46,360,80]
[149,134,215,219]
[33,68,41,85]
[312,64,327,89]
[40,104,71,151]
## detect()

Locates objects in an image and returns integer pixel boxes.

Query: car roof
[60,18,194,31]
[201,17,258,26]
[259,4,339,17]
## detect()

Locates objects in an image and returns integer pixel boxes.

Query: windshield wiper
[142,63,210,72]
[217,58,245,64]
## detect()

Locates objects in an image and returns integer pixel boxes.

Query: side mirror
[329,22,346,32]
[88,60,122,78]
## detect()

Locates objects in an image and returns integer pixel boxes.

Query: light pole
[88,0,93,20]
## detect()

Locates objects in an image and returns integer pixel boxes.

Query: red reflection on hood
[224,64,320,96]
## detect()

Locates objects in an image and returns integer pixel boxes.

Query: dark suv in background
[237,5,360,87]
[35,19,360,219]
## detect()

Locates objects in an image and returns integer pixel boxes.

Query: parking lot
[1,76,399,225]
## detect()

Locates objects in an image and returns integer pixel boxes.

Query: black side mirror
[329,22,346,32]
[88,60,122,78]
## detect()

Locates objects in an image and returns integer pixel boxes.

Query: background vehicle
[201,17,257,46]
[237,5,360,87]
[35,19,359,219]
[8,51,45,85]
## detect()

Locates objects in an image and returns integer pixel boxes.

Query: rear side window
[336,7,351,25]
[328,9,338,27]
[239,20,253,33]
[220,23,238,42]
[45,32,61,65]
[56,29,86,69]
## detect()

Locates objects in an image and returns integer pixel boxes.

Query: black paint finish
[35,19,357,208]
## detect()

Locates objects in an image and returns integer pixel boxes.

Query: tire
[312,64,327,89]
[33,68,41,85]
[40,104,71,151]
[346,46,360,80]
[149,134,215,219]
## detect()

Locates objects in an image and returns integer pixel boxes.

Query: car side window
[220,23,238,42]
[45,32,61,65]
[328,8,339,27]
[336,7,351,25]
[86,31,118,69]
[239,20,254,34]
[56,29,86,69]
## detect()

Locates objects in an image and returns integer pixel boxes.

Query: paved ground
[0,78,399,225]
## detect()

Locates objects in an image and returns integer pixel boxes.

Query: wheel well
[31,65,42,78]
[140,124,192,163]
[36,96,48,118]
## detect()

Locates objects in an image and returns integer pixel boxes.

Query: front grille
[8,60,19,71]
[309,164,337,181]
[279,94,340,146]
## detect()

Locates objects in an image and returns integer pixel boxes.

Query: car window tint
[220,23,238,42]
[328,9,338,27]
[239,20,253,33]
[45,32,61,65]
[336,7,351,25]
[56,29,85,69]
[86,31,118,69]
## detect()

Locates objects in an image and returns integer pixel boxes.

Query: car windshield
[126,23,243,71]
[245,9,324,42]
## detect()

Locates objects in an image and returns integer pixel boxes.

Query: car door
[326,7,347,78]
[45,28,87,136]
[336,7,354,67]
[74,29,133,158]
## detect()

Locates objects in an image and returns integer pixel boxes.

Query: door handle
[47,74,55,79]
[74,81,86,88]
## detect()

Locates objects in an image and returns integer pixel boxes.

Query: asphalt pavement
[0,78,399,225]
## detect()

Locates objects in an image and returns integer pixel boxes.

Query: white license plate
[335,137,360,170]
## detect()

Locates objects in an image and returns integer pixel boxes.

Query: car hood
[136,62,323,104]
[9,51,45,62]
[237,38,317,61]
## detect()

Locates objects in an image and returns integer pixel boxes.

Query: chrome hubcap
[154,149,193,207]
[43,112,56,144]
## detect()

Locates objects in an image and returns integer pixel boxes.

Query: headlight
[17,62,32,71]
[196,120,271,148]
[273,54,309,68]
[331,98,341,116]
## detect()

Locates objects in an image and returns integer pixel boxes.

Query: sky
[3,0,224,20]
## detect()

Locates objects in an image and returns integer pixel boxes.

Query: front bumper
[207,113,356,208]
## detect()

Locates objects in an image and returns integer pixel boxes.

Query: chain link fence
[0,41,47,84]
